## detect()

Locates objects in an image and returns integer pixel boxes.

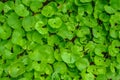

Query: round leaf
[48,17,62,28]
[14,4,29,17]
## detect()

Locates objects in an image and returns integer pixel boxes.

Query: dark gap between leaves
[97,19,103,26]
[1,10,4,15]
[53,44,59,50]
[1,0,7,3]
[90,62,95,65]
[42,38,48,44]
[43,0,50,6]
[17,50,27,59]
[70,36,77,43]
[49,32,56,36]
[11,47,13,53]
[41,73,49,78]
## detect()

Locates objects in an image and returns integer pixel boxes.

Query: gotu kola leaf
[29,45,55,63]
[0,23,12,40]
[48,17,62,28]
[41,5,55,17]
[14,4,29,17]
[22,16,36,31]
[53,61,67,74]
[75,58,89,71]
[35,21,48,34]
[7,12,22,29]
[61,50,76,64]
[8,62,25,77]
[30,1,43,12]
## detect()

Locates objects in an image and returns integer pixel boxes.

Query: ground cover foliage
[0,0,120,80]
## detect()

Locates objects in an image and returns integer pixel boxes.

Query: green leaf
[32,31,43,44]
[0,24,12,40]
[47,35,59,46]
[3,4,12,13]
[0,0,120,79]
[48,17,62,28]
[11,29,25,44]
[8,62,25,77]
[61,50,76,64]
[66,22,76,31]
[22,16,36,31]
[54,49,62,61]
[110,0,120,10]
[0,14,5,23]
[110,27,119,38]
[35,21,48,34]
[81,72,94,80]
[76,26,90,37]
[28,50,41,61]
[99,13,110,22]
[71,45,83,54]
[22,0,31,6]
[117,54,120,63]
[30,1,43,12]
[0,2,4,12]
[57,25,74,40]
[85,41,96,53]
[14,4,29,17]
[41,5,54,17]
[52,72,61,80]
[104,5,115,14]
[94,56,105,66]
[92,27,105,38]
[94,44,107,57]
[75,58,89,71]
[53,62,67,74]
[7,12,22,29]
[110,12,120,26]
[80,0,92,3]
[96,74,107,80]
[74,0,82,6]
[84,3,93,15]
[108,40,120,57]
[0,66,3,77]
[29,45,55,63]
[2,49,15,59]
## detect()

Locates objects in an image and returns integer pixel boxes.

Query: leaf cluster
[0,0,120,80]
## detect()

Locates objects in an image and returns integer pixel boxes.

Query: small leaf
[0,2,4,12]
[81,72,94,80]
[30,1,43,12]
[75,58,89,71]
[48,17,62,28]
[22,16,36,31]
[61,50,76,64]
[11,29,25,44]
[42,5,54,17]
[35,21,48,34]
[94,56,105,66]
[57,25,74,40]
[7,12,22,29]
[8,62,25,77]
[110,0,120,10]
[53,62,67,74]
[29,45,55,63]
[96,74,107,80]
[14,4,29,17]
[99,13,110,22]
[104,5,115,14]
[22,0,31,6]
[0,24,12,40]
